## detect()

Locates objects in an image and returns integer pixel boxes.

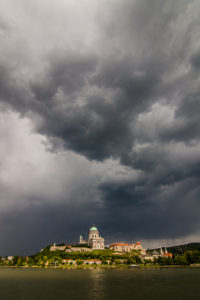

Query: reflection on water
[0,267,200,300]
[88,269,106,300]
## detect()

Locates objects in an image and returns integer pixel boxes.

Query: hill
[150,243,200,255]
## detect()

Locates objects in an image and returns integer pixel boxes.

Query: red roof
[163,253,173,258]
[110,243,129,246]
[86,259,101,262]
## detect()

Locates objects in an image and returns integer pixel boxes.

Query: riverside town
[1,225,200,268]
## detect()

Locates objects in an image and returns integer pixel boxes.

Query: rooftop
[110,243,129,246]
[90,226,98,231]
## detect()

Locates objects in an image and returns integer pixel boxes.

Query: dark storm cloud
[0,0,200,254]
[1,0,196,161]
[0,200,103,256]
[0,51,160,160]
[99,175,200,241]
[191,50,200,70]
[148,91,200,145]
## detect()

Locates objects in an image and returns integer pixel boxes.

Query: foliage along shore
[1,244,200,268]
[1,264,200,270]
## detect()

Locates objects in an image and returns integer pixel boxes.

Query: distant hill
[149,243,200,255]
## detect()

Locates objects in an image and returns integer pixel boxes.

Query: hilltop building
[50,225,148,255]
[50,243,67,251]
[109,242,146,255]
[50,244,93,252]
[79,226,105,249]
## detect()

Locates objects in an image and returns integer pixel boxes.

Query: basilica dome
[90,226,98,231]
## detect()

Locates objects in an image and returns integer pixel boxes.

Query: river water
[0,267,199,299]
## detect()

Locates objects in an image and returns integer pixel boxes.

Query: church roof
[90,226,98,231]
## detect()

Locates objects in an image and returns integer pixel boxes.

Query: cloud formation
[0,0,200,255]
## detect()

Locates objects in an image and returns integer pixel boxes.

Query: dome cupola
[90,226,98,231]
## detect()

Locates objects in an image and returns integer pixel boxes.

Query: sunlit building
[109,242,146,255]
[79,225,105,249]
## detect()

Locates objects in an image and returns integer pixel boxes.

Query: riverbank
[1,264,200,270]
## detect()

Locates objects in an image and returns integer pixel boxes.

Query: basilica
[79,226,105,249]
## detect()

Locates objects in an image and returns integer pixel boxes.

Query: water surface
[0,267,199,300]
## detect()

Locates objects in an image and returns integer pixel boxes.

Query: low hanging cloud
[0,0,200,255]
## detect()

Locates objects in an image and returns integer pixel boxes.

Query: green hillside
[150,243,200,255]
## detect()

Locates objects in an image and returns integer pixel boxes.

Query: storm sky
[0,0,200,256]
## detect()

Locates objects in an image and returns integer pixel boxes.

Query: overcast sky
[0,0,200,256]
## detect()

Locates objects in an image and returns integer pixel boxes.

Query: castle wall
[110,242,146,254]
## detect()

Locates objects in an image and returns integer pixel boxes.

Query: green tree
[174,255,187,265]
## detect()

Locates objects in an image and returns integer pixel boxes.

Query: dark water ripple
[0,267,199,300]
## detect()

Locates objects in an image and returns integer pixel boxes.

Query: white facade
[79,226,105,250]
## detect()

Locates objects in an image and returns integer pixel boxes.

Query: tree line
[1,248,200,267]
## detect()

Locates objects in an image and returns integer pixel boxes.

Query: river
[0,267,199,299]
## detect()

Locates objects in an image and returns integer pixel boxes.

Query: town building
[109,242,146,255]
[142,247,173,261]
[7,256,14,261]
[142,254,155,261]
[161,247,173,258]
